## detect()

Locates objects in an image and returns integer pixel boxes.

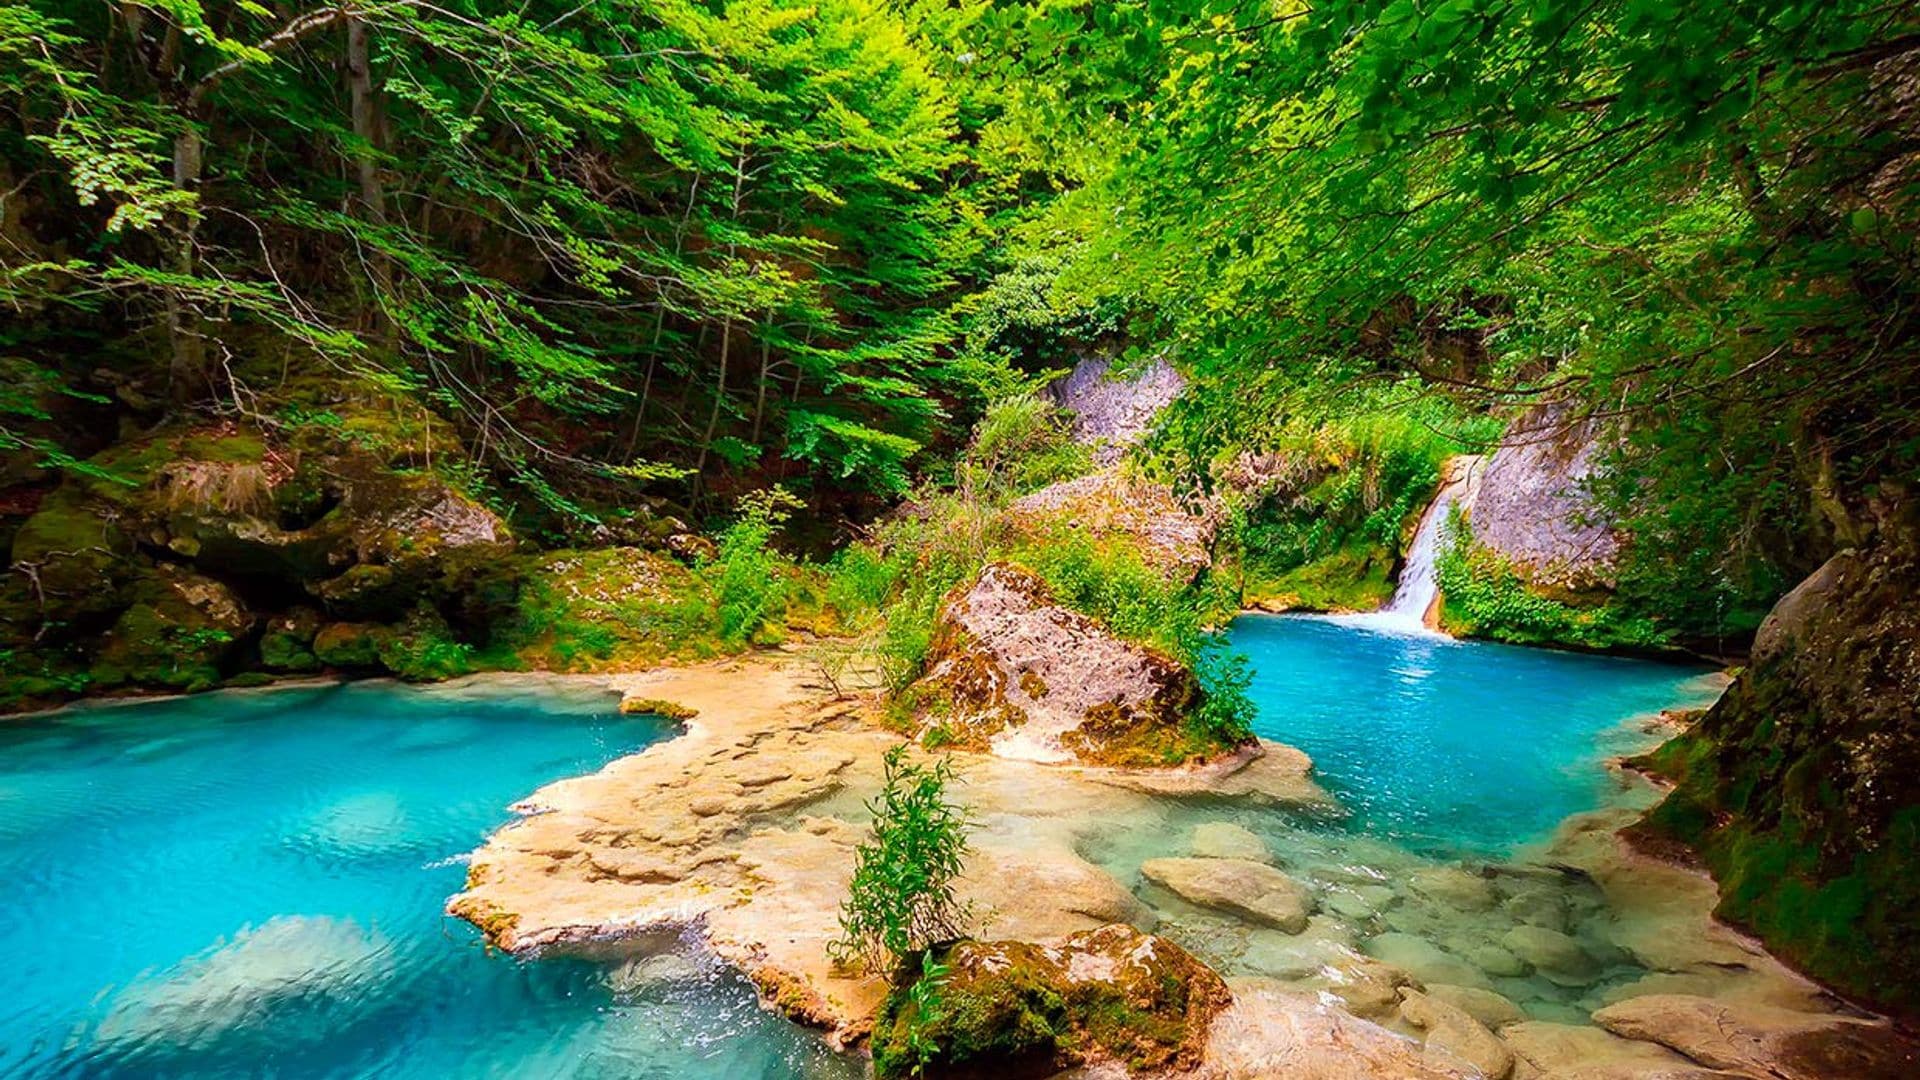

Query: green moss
[871,945,1067,1080]
[312,622,394,669]
[1243,545,1395,613]
[484,548,724,670]
[375,605,473,681]
[1435,511,1674,651]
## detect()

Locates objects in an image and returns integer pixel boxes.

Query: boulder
[1044,352,1185,466]
[1630,537,1920,1016]
[1200,978,1477,1079]
[1141,857,1317,933]
[92,565,254,690]
[1501,1020,1727,1080]
[907,563,1234,766]
[1409,866,1499,912]
[1005,469,1215,583]
[1399,987,1516,1079]
[1468,401,1619,592]
[1501,925,1598,987]
[1423,984,1526,1030]
[1190,822,1274,864]
[1592,994,1920,1080]
[868,924,1229,1080]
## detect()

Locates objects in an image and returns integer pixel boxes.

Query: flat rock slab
[1142,857,1317,933]
[1198,978,1478,1079]
[1191,821,1275,863]
[1592,994,1920,1080]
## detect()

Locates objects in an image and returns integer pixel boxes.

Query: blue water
[1229,614,1717,856]
[0,681,858,1080]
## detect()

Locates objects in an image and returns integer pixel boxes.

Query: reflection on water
[0,682,859,1080]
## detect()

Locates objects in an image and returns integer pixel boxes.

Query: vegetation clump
[831,745,970,974]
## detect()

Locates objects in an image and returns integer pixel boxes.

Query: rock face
[868,924,1230,1079]
[1469,401,1618,592]
[1141,857,1317,934]
[1044,352,1185,466]
[907,563,1235,766]
[1633,538,1920,1016]
[1005,469,1216,584]
[1591,995,1920,1080]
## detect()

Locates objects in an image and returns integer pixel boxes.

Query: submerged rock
[906,563,1237,766]
[1592,994,1920,1080]
[1398,987,1515,1079]
[868,923,1229,1079]
[1189,822,1274,864]
[1141,856,1317,933]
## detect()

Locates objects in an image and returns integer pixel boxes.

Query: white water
[1340,466,1474,637]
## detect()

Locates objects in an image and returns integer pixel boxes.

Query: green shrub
[1435,508,1673,650]
[832,745,970,973]
[701,487,804,648]
[960,396,1091,497]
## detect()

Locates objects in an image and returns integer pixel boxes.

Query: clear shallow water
[1229,614,1719,856]
[0,680,858,1080]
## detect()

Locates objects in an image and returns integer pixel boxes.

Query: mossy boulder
[488,547,717,670]
[258,608,324,672]
[311,621,395,670]
[907,563,1240,767]
[870,924,1230,1080]
[1631,538,1920,1018]
[8,489,144,622]
[91,565,254,691]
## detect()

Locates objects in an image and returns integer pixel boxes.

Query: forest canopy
[3,0,1917,626]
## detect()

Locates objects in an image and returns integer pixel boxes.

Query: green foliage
[959,395,1092,498]
[876,951,954,1079]
[832,744,970,972]
[701,487,806,648]
[1434,508,1672,651]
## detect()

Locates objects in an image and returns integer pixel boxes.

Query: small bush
[832,745,971,973]
[702,487,805,648]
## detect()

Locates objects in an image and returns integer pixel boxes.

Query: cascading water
[1344,458,1479,635]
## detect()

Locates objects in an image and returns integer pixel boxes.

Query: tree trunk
[167,125,208,401]
[345,15,393,341]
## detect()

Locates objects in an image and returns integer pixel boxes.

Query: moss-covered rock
[258,608,324,673]
[91,565,255,691]
[907,563,1240,766]
[375,604,473,681]
[485,547,719,670]
[311,621,395,670]
[870,924,1230,1079]
[1631,538,1920,1018]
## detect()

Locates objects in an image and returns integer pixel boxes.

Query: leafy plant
[702,487,805,648]
[831,745,970,973]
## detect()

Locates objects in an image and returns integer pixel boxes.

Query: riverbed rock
[1141,857,1317,933]
[1198,978,1476,1079]
[1591,994,1920,1079]
[1398,987,1516,1079]
[1462,942,1531,978]
[868,923,1229,1079]
[1364,933,1491,990]
[1501,925,1598,986]
[1190,822,1274,863]
[1410,866,1499,912]
[1423,984,1526,1029]
[906,563,1233,766]
[1501,1020,1729,1080]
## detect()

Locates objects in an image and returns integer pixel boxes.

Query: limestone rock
[1502,1020,1728,1080]
[1199,979,1477,1079]
[1364,933,1491,990]
[1045,352,1185,466]
[1191,822,1274,863]
[1468,401,1619,592]
[907,563,1229,766]
[1502,925,1598,986]
[1005,468,1216,583]
[1399,987,1516,1079]
[92,565,254,689]
[1423,984,1526,1030]
[1592,994,1920,1080]
[1410,866,1499,912]
[869,924,1229,1079]
[1142,857,1317,933]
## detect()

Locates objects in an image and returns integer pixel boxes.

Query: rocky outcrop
[1045,352,1185,466]
[1591,995,1920,1080]
[868,924,1230,1079]
[1468,401,1618,593]
[1632,537,1920,1016]
[0,419,514,706]
[447,658,1324,1049]
[906,563,1241,766]
[1005,469,1216,583]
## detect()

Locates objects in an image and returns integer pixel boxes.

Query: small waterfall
[1345,458,1478,636]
